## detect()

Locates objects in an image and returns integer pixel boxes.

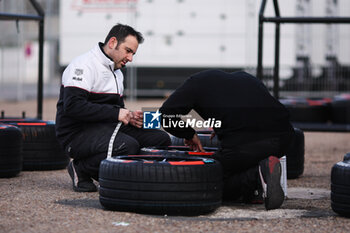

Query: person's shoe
[250,189,264,204]
[258,156,284,210]
[242,188,264,204]
[67,161,97,192]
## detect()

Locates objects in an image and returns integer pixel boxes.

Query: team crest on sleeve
[72,68,84,81]
[74,68,84,76]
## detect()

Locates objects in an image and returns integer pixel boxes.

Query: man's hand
[118,108,131,125]
[184,133,204,152]
[129,110,143,128]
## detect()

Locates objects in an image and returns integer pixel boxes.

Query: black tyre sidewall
[331,160,350,217]
[99,155,223,215]
[285,128,305,179]
[0,124,23,178]
[0,119,69,170]
[170,134,220,148]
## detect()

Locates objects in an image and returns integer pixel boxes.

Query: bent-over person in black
[160,69,295,209]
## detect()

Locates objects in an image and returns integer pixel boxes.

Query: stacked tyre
[330,94,350,124]
[285,128,305,179]
[170,133,220,148]
[280,97,331,123]
[99,155,223,215]
[331,153,350,217]
[0,124,23,178]
[0,118,69,170]
[140,146,216,157]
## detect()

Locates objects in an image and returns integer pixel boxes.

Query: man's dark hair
[104,23,144,46]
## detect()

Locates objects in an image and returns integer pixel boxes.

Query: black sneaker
[242,189,264,205]
[258,156,284,210]
[249,189,264,204]
[67,161,97,192]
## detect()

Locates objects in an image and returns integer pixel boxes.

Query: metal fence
[250,60,350,99]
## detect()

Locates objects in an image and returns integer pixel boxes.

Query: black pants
[65,123,171,179]
[213,134,293,201]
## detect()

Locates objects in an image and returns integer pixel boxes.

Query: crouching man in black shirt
[159,69,294,210]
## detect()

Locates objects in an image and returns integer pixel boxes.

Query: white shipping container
[59,0,350,68]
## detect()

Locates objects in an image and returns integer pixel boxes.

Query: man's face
[108,35,139,69]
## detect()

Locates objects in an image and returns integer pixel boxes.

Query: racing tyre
[331,155,350,217]
[170,134,220,148]
[280,97,330,123]
[170,135,185,146]
[330,94,350,124]
[0,118,69,170]
[99,155,223,215]
[196,130,214,135]
[140,146,216,157]
[0,124,23,178]
[285,128,305,179]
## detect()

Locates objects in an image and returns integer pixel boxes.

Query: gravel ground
[1,98,350,233]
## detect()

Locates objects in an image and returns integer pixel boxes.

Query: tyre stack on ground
[331,153,350,217]
[330,94,350,124]
[279,97,331,123]
[0,124,23,178]
[280,94,350,126]
[98,154,223,215]
[0,116,69,175]
[98,127,223,215]
[285,128,305,179]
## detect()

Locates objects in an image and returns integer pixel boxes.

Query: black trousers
[213,134,293,201]
[65,123,171,179]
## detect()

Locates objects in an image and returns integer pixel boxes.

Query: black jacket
[160,69,294,147]
[55,44,124,148]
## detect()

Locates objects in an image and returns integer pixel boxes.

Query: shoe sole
[259,156,284,210]
[67,161,96,192]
